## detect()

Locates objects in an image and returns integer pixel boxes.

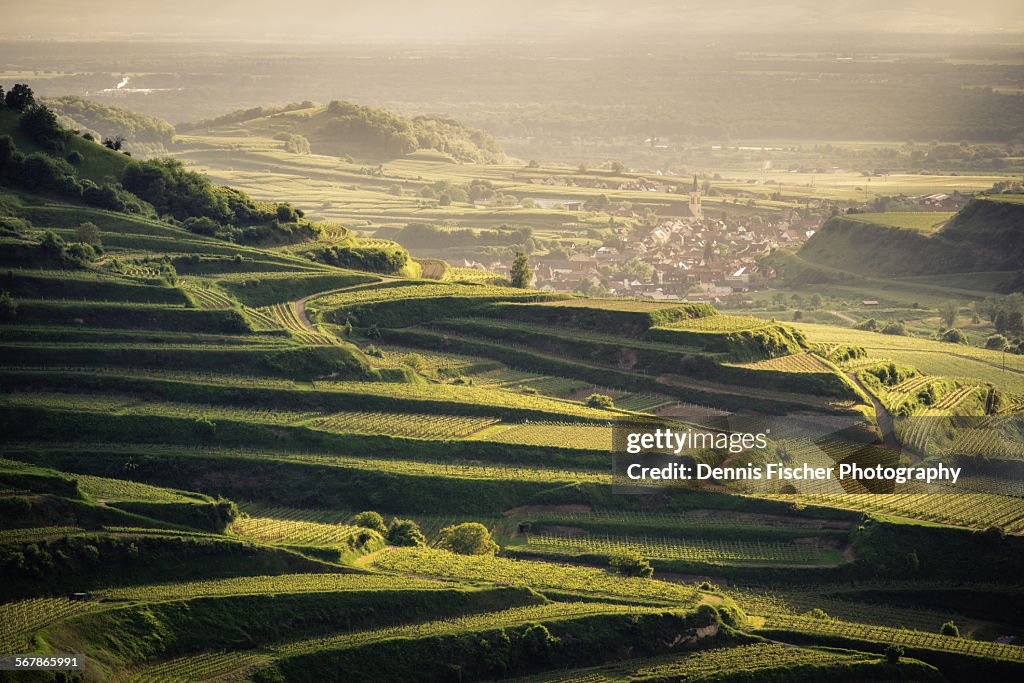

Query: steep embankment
[790,197,1024,279]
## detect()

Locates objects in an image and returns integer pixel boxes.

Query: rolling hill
[179,100,506,164]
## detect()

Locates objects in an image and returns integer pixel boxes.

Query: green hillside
[179,100,506,163]
[3,90,1024,682]
[44,95,175,156]
[789,197,1024,279]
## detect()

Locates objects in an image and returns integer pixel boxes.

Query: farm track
[846,371,920,464]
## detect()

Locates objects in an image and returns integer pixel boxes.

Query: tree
[884,645,904,663]
[609,551,653,578]
[610,161,625,174]
[793,310,804,321]
[385,518,426,547]
[586,393,614,409]
[1009,311,1024,338]
[437,522,498,555]
[937,301,958,328]
[522,624,557,661]
[20,107,64,152]
[353,511,387,534]
[510,251,531,289]
[940,621,960,637]
[5,84,36,112]
[809,293,823,309]
[75,222,102,248]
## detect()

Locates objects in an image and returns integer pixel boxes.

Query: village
[440,167,979,305]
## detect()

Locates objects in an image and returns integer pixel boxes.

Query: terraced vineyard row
[481,422,612,450]
[657,314,770,332]
[629,643,863,681]
[271,451,608,484]
[789,493,1024,533]
[762,613,1024,661]
[100,573,444,602]
[309,410,498,438]
[735,587,976,634]
[0,598,105,652]
[949,423,1024,458]
[232,515,366,547]
[522,532,825,565]
[613,393,677,412]
[182,284,235,309]
[312,283,554,309]
[76,474,203,503]
[738,352,835,373]
[129,650,272,683]
[5,391,318,425]
[279,603,666,656]
[373,548,701,604]
[260,303,339,345]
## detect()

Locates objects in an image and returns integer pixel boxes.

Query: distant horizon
[4,0,1024,39]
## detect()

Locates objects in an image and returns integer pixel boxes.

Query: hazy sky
[3,0,1024,39]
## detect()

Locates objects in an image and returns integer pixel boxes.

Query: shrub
[986,334,1009,350]
[609,551,653,578]
[940,620,960,637]
[586,393,615,409]
[386,518,426,547]
[0,291,16,322]
[66,150,83,165]
[437,522,498,556]
[941,328,967,344]
[885,645,904,663]
[353,511,387,534]
[880,320,906,335]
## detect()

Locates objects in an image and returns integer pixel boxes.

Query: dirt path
[294,277,400,332]
[828,310,858,325]
[293,298,317,332]
[846,371,920,464]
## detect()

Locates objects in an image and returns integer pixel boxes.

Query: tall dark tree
[5,83,36,112]
[510,251,531,289]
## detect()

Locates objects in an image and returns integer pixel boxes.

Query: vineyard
[309,410,498,439]
[481,422,613,450]
[232,513,369,547]
[520,532,828,565]
[629,643,864,681]
[786,493,1024,533]
[373,547,702,604]
[3,128,1024,683]
[761,613,1024,661]
[658,314,771,332]
[258,302,340,345]
[738,352,835,373]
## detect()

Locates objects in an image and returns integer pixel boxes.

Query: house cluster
[531,208,822,303]
[907,192,971,211]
